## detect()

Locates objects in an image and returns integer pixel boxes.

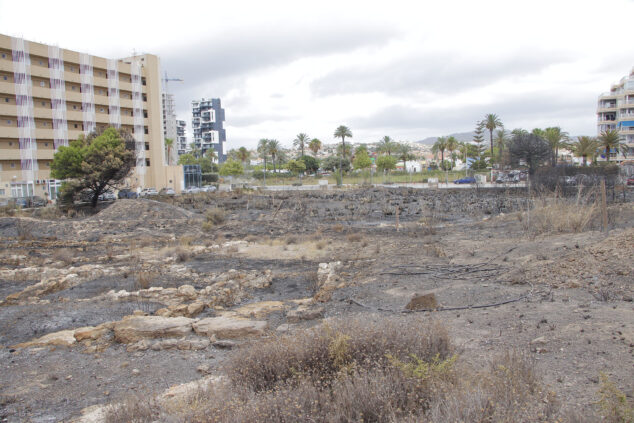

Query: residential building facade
[162,92,178,165]
[191,98,226,162]
[597,67,634,161]
[176,119,187,155]
[0,34,183,200]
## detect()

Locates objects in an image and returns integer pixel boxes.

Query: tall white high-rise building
[597,67,634,161]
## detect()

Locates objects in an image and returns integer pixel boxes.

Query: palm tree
[267,139,281,172]
[257,139,269,184]
[293,133,309,158]
[398,145,416,172]
[334,125,352,185]
[377,136,396,156]
[494,129,509,164]
[570,136,599,166]
[205,148,217,163]
[237,146,250,170]
[597,129,627,162]
[445,136,458,169]
[432,137,447,170]
[164,138,174,165]
[484,114,503,157]
[309,138,322,156]
[544,127,569,166]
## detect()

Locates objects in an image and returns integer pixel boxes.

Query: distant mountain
[416,132,475,145]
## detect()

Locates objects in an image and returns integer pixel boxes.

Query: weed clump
[203,207,225,231]
[106,319,563,422]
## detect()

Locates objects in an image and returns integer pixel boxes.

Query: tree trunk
[582,155,587,167]
[490,129,494,157]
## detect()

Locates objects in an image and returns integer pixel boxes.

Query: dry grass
[178,235,195,246]
[53,248,74,266]
[205,207,225,225]
[346,233,362,243]
[524,201,598,235]
[161,246,191,263]
[333,223,344,233]
[106,318,566,423]
[284,235,299,245]
[136,270,157,290]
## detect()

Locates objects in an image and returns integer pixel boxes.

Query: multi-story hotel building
[191,98,226,162]
[597,67,634,161]
[161,92,178,165]
[0,34,183,200]
[176,119,187,155]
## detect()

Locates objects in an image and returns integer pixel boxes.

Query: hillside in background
[416,132,474,145]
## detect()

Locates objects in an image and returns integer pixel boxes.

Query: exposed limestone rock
[193,316,267,339]
[286,305,325,323]
[314,261,343,302]
[113,316,195,343]
[234,300,285,318]
[13,329,77,348]
[74,325,110,342]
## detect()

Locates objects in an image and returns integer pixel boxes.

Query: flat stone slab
[193,316,267,339]
[113,316,195,343]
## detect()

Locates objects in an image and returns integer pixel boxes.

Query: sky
[1,0,633,149]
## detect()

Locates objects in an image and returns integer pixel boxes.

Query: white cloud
[1,0,632,149]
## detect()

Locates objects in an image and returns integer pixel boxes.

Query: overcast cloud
[1,0,633,149]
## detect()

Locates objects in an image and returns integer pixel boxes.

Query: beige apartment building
[0,34,183,200]
[597,67,634,162]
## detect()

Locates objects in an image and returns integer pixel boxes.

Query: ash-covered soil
[0,188,632,422]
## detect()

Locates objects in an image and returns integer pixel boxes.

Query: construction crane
[162,71,183,93]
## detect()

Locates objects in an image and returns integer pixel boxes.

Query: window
[144,127,148,134]
[1,53,5,58]
[4,98,8,102]
[40,81,45,87]
[99,108,104,112]
[8,141,13,146]
[73,105,77,110]
[142,94,147,102]
[6,120,11,124]
[44,142,48,147]
[145,158,150,166]
[141,77,146,86]
[41,101,46,106]
[11,163,15,168]
[3,75,7,80]
[145,142,149,150]
[39,60,43,65]
[74,124,78,128]
[143,111,148,118]
[72,86,76,91]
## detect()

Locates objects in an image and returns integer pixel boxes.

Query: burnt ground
[0,187,632,422]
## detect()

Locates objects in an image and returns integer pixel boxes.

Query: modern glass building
[191,98,226,162]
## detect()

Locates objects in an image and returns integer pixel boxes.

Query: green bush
[202,173,219,183]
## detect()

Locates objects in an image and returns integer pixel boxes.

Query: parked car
[159,187,175,196]
[200,185,217,192]
[11,196,47,208]
[139,188,159,197]
[453,176,476,184]
[117,189,138,199]
[627,177,634,186]
[98,190,116,201]
[183,186,201,194]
